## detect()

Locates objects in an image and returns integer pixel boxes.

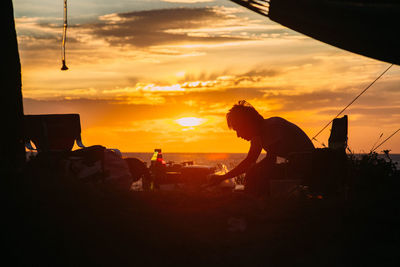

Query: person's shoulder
[265,117,287,124]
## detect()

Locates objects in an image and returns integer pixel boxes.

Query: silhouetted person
[209,100,314,196]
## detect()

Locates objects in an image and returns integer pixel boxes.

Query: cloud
[22,62,399,122]
[318,106,400,126]
[23,97,198,124]
[162,0,215,2]
[21,64,282,100]
[16,6,289,67]
[261,84,400,111]
[15,5,302,69]
[80,7,254,48]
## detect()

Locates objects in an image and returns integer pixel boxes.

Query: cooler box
[180,165,216,186]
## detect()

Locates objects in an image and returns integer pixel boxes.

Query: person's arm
[216,136,262,181]
[265,151,277,164]
[264,139,280,163]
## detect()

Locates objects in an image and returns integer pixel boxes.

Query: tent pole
[1,0,26,173]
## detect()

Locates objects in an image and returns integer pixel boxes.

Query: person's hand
[207,174,227,187]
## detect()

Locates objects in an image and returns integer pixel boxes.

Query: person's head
[226,100,264,141]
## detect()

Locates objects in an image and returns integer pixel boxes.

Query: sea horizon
[122,152,400,169]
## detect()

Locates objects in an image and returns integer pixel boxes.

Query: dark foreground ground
[3,165,400,267]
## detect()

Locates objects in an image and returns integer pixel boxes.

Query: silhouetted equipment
[24,113,106,181]
[230,0,400,65]
[180,165,216,187]
[124,157,150,182]
[310,115,349,195]
[24,114,85,152]
[328,115,348,150]
[281,115,349,197]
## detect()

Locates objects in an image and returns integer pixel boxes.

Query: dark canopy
[230,0,400,65]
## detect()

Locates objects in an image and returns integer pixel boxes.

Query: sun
[176,117,204,127]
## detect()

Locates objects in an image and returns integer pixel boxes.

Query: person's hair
[226,100,264,129]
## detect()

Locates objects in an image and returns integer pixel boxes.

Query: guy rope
[312,64,394,143]
[371,128,400,153]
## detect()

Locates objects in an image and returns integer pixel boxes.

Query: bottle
[149,149,166,189]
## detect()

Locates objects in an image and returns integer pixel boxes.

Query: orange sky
[14,0,400,153]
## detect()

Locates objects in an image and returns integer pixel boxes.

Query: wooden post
[1,0,25,172]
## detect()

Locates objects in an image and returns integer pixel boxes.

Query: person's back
[208,101,315,196]
[260,117,314,159]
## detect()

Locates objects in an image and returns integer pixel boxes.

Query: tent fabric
[230,0,400,65]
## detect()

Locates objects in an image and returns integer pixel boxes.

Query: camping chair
[24,114,106,180]
[274,115,349,197]
[308,115,348,195]
[24,114,86,152]
[328,115,348,151]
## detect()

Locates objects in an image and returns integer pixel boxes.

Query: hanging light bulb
[61,59,68,71]
[61,0,68,71]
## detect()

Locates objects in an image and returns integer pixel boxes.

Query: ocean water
[123,152,400,170]
[123,152,249,169]
[390,154,400,166]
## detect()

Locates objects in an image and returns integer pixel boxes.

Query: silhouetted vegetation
[348,150,399,200]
